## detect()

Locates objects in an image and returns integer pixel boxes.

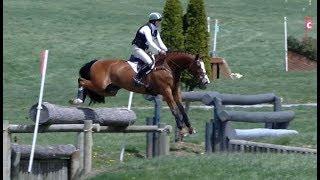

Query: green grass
[4,0,317,179]
[89,153,316,180]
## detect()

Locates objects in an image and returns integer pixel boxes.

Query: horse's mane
[155,50,195,67]
[166,50,195,59]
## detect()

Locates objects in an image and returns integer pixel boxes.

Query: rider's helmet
[149,12,162,22]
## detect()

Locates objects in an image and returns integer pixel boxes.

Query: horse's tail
[79,59,105,105]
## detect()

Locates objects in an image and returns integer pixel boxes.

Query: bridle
[161,53,206,82]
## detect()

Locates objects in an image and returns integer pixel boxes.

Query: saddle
[127,55,155,74]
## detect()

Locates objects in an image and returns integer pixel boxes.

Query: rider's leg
[132,46,154,85]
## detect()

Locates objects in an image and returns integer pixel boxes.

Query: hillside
[288,51,317,71]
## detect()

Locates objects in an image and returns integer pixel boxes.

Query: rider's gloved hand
[159,50,166,56]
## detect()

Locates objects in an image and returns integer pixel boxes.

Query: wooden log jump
[3,109,172,179]
[29,102,136,126]
[11,144,80,180]
[218,110,295,123]
[230,128,298,140]
[181,91,277,105]
[179,91,313,154]
[8,124,172,134]
[11,144,77,159]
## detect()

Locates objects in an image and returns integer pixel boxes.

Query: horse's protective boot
[69,87,86,105]
[133,64,150,87]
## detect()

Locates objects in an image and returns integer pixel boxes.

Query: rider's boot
[133,64,150,87]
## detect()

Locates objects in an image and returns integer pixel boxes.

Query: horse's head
[188,54,210,89]
[161,51,210,89]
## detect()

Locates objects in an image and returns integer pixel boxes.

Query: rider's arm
[156,32,168,52]
[140,26,162,54]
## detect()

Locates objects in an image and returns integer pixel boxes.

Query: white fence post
[284,17,288,72]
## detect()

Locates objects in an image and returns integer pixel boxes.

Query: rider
[131,12,168,86]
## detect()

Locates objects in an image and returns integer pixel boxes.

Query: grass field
[4,0,317,179]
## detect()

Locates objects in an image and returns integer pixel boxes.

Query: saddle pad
[127,61,139,73]
[127,55,155,74]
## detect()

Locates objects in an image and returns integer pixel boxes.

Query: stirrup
[133,77,145,86]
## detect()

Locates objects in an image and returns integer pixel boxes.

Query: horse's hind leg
[69,78,88,105]
[79,77,119,97]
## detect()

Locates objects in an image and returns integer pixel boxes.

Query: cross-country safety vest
[132,23,158,50]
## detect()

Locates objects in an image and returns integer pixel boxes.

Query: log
[232,128,298,139]
[9,124,100,133]
[205,122,213,153]
[11,144,77,159]
[8,124,172,134]
[181,91,220,102]
[3,120,11,179]
[146,118,154,158]
[97,125,173,133]
[29,102,136,126]
[202,93,276,106]
[83,121,92,174]
[158,123,170,156]
[218,110,295,123]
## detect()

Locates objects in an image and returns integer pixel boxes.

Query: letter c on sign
[306,22,312,29]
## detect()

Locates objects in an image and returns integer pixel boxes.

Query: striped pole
[28,50,49,172]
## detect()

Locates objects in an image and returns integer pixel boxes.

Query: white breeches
[132,45,154,65]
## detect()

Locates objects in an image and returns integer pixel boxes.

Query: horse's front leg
[173,90,197,135]
[161,89,185,141]
[176,101,197,135]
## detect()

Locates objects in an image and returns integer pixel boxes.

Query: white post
[284,17,288,72]
[207,17,211,33]
[127,92,134,110]
[120,91,134,162]
[212,19,219,57]
[28,50,49,172]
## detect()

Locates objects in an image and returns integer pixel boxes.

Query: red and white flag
[304,16,313,31]
[39,50,46,76]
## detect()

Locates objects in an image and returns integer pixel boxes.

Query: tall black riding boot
[133,64,150,86]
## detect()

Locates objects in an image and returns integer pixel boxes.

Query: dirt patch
[288,51,317,71]
[170,142,205,156]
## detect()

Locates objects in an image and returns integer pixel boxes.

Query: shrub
[182,0,211,90]
[161,0,185,51]
[287,36,317,61]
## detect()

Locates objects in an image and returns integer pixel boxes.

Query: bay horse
[70,51,210,138]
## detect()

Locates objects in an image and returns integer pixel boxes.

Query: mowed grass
[89,153,316,180]
[4,0,317,179]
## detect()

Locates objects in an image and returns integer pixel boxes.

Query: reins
[160,52,199,79]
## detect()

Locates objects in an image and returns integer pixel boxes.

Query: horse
[70,51,210,139]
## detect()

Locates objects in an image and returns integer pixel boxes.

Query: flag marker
[28,50,49,173]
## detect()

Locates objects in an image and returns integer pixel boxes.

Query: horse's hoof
[69,98,83,105]
[189,127,197,134]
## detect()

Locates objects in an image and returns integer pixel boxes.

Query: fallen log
[29,102,136,126]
